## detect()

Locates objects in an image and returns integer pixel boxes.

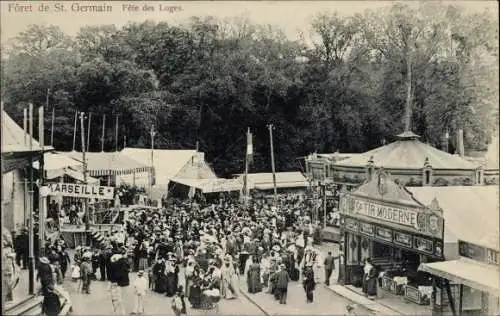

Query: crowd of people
[4,193,347,316]
[116,195,328,311]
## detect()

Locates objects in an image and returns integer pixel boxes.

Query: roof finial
[424,157,432,168]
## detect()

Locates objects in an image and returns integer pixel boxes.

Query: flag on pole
[247,128,253,165]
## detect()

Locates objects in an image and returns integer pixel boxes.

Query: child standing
[171,287,187,316]
[132,270,148,315]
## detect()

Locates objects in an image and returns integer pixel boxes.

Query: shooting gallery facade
[339,169,445,306]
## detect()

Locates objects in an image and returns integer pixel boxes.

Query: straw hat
[272,245,281,252]
[39,257,50,264]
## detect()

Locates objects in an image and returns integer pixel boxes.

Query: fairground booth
[339,170,445,307]
[414,186,499,316]
[169,177,244,202]
[58,151,149,248]
[306,131,496,242]
[234,172,309,197]
[340,169,499,315]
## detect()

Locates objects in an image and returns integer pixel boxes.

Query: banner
[247,128,253,165]
[47,182,115,200]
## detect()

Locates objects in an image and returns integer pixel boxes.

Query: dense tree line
[2,3,498,177]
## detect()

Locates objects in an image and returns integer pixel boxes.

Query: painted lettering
[354,199,419,228]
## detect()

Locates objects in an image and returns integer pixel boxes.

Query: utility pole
[38,106,46,257]
[244,128,251,204]
[87,112,92,152]
[79,112,90,244]
[115,115,119,152]
[1,102,5,312]
[72,111,78,151]
[150,125,156,199]
[23,108,28,146]
[323,184,327,228]
[50,108,55,147]
[101,114,106,152]
[28,103,35,294]
[268,124,278,203]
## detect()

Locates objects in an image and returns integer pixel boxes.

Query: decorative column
[422,157,434,186]
[475,166,484,186]
[365,156,375,181]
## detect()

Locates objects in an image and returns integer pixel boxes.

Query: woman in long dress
[246,257,262,293]
[188,274,203,309]
[303,266,316,303]
[153,259,166,293]
[220,256,238,299]
[362,258,377,299]
[165,259,179,297]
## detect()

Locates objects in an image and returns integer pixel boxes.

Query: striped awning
[64,151,151,177]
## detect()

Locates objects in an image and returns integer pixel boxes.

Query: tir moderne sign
[47,183,115,200]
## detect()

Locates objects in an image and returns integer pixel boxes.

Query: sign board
[414,237,434,254]
[375,226,393,242]
[353,199,419,228]
[204,179,242,193]
[341,194,443,239]
[360,222,375,236]
[459,240,500,266]
[47,182,115,200]
[341,215,443,258]
[394,232,413,247]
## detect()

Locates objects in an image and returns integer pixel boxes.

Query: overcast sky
[1,1,497,44]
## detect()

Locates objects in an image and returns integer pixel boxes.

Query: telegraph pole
[268,124,278,202]
[72,111,78,151]
[38,106,46,257]
[115,115,119,152]
[150,125,156,199]
[101,114,106,152]
[79,112,90,244]
[28,103,35,294]
[87,112,92,152]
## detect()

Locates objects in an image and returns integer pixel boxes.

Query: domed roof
[335,132,478,170]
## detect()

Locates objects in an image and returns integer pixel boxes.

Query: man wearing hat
[274,264,289,304]
[80,252,93,294]
[36,257,54,295]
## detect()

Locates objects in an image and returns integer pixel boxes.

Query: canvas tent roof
[33,152,81,171]
[408,186,499,250]
[235,172,308,190]
[351,174,424,208]
[335,132,478,170]
[44,167,99,185]
[120,148,197,185]
[2,110,53,173]
[171,178,243,193]
[64,151,150,176]
[1,110,52,153]
[419,258,499,295]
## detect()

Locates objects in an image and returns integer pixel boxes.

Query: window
[476,170,483,184]
[372,241,391,259]
[425,170,431,185]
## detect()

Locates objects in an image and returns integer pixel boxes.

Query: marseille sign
[47,182,115,200]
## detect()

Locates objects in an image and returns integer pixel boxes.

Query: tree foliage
[2,3,498,177]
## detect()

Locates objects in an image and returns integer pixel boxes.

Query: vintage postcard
[1,1,498,315]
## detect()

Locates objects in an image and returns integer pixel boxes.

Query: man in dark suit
[323,251,336,286]
[275,264,289,304]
